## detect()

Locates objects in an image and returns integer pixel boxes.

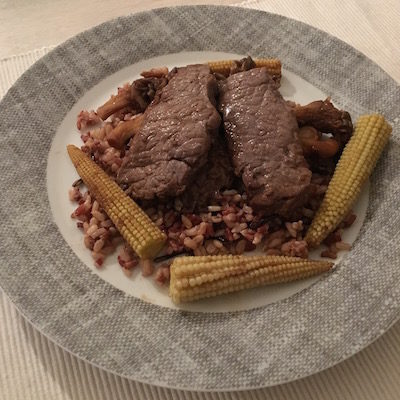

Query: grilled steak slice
[181,134,234,212]
[218,68,312,217]
[118,65,221,199]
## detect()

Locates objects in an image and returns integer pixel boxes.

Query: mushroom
[298,126,339,159]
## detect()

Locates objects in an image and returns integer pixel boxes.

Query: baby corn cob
[169,255,333,303]
[67,145,166,259]
[305,114,392,248]
[208,58,281,79]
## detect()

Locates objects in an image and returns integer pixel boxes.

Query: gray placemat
[0,5,400,391]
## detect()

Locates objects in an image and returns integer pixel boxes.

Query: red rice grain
[281,240,308,258]
[154,264,170,286]
[77,110,101,130]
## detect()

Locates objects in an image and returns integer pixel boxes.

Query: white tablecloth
[1,1,400,398]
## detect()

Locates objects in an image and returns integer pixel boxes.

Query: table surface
[0,0,237,59]
[1,0,399,83]
[1,0,400,399]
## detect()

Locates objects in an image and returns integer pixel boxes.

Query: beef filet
[218,68,311,217]
[181,134,233,212]
[118,65,221,199]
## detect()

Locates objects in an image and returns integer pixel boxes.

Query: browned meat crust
[180,134,234,212]
[218,67,312,218]
[117,64,221,200]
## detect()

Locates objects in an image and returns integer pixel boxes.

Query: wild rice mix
[70,87,355,286]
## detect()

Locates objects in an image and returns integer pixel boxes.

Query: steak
[118,65,221,199]
[181,134,234,212]
[218,68,312,217]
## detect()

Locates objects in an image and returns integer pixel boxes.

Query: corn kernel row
[169,255,332,303]
[305,114,392,248]
[208,58,281,79]
[67,145,166,259]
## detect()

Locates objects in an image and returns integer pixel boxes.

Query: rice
[154,264,171,286]
[76,110,102,130]
[281,240,308,258]
[70,185,121,268]
[70,174,328,284]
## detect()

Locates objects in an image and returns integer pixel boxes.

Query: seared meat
[218,67,312,218]
[181,134,234,212]
[293,98,353,149]
[118,65,221,199]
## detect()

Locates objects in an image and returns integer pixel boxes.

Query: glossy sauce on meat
[218,67,311,217]
[180,134,233,212]
[117,65,221,199]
